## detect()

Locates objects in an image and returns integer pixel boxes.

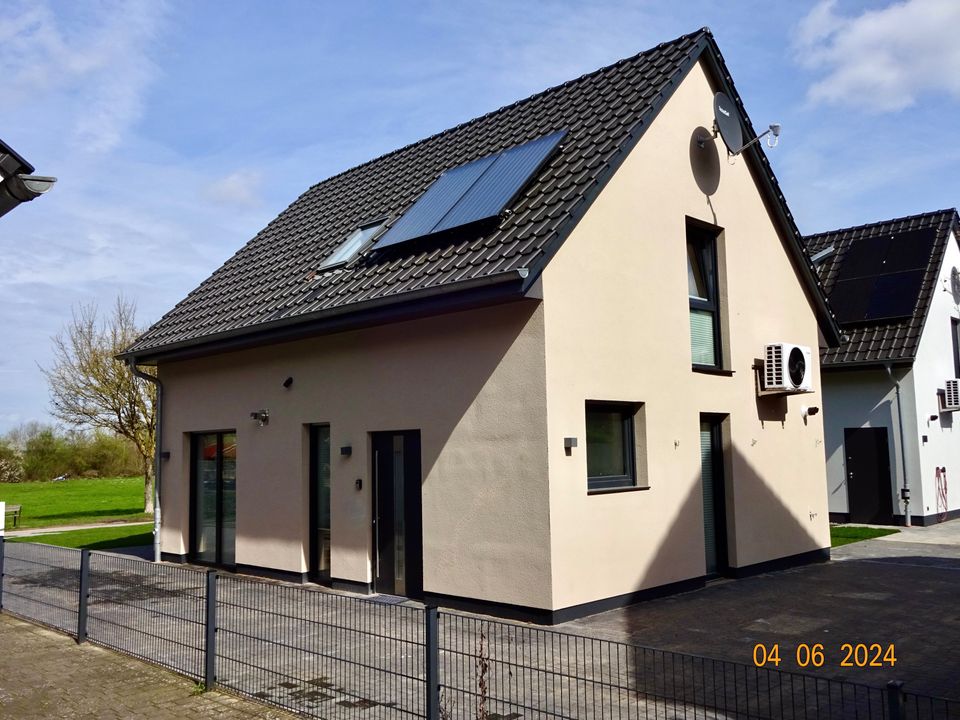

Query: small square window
[319,221,385,271]
[586,401,641,491]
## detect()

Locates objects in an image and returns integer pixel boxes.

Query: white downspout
[885,363,912,527]
[128,359,163,561]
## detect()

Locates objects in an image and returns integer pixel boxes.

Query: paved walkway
[561,519,960,700]
[0,614,294,719]
[3,520,153,538]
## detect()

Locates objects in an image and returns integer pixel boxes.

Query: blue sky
[1,0,959,432]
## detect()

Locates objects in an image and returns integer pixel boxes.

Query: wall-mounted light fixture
[340,446,352,457]
[564,437,577,457]
[355,478,362,490]
[282,376,293,389]
[160,451,171,461]
[250,409,270,426]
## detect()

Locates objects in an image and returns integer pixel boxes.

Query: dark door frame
[700,413,730,577]
[371,430,423,598]
[189,430,236,568]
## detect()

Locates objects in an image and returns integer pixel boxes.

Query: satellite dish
[950,266,960,303]
[713,92,743,154]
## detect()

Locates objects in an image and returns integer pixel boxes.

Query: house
[0,138,55,218]
[805,209,960,527]
[121,28,840,623]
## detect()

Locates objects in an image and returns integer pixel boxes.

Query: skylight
[319,221,385,270]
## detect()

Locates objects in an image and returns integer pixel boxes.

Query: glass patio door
[192,432,236,567]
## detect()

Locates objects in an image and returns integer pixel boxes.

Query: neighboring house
[121,28,840,623]
[0,138,55,218]
[805,210,960,527]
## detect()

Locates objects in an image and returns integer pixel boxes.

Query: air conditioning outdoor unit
[764,343,814,393]
[944,379,960,412]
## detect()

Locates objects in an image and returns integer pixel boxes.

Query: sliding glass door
[191,432,236,567]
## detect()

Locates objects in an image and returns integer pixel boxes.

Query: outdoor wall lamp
[340,446,352,456]
[250,409,270,426]
[282,376,294,389]
[564,437,577,456]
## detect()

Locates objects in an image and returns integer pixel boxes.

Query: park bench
[4,504,21,529]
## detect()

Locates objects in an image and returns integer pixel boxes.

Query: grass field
[0,476,150,529]
[8,523,153,550]
[831,525,900,547]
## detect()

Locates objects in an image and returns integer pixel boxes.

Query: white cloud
[0,0,167,153]
[795,0,960,112]
[205,170,264,209]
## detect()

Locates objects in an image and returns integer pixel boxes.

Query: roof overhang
[121,268,532,365]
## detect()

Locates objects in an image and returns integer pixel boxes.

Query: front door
[844,427,895,525]
[372,431,423,598]
[700,416,729,576]
[191,432,237,567]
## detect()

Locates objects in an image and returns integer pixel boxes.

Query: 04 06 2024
[752,642,897,669]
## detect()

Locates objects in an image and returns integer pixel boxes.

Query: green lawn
[831,525,900,547]
[8,523,153,550]
[0,476,150,529]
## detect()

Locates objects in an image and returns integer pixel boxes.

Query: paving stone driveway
[0,613,295,719]
[560,521,960,700]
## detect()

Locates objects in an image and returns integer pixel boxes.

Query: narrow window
[952,318,960,378]
[319,220,385,270]
[586,401,642,491]
[688,224,722,368]
[190,431,236,567]
[309,425,331,581]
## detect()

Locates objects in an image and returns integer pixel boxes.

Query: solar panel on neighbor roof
[375,130,567,250]
[830,226,936,325]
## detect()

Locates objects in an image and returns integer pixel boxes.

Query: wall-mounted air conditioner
[763,343,814,393]
[943,379,960,412]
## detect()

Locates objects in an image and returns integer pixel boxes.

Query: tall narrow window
[191,431,236,567]
[688,224,721,367]
[309,425,331,581]
[952,318,960,378]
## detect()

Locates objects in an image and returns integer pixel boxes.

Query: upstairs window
[688,224,721,368]
[319,221,385,270]
[952,318,960,378]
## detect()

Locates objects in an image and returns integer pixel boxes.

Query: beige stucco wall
[540,59,831,610]
[158,301,554,608]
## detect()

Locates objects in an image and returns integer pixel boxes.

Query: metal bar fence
[437,612,899,720]
[1,540,958,720]
[85,550,207,680]
[1,540,81,636]
[215,574,427,719]
[903,691,960,720]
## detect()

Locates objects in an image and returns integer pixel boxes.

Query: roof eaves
[120,267,530,364]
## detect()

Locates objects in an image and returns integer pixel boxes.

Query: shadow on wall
[823,396,897,500]
[619,442,827,657]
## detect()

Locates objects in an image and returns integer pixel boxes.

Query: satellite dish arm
[731,123,781,156]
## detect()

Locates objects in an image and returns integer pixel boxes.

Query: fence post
[425,605,440,720]
[887,681,905,720]
[204,569,217,690]
[77,549,90,643]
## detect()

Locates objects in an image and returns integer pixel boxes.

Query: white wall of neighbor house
[820,369,921,518]
[911,229,960,517]
[158,301,556,609]
[539,58,831,610]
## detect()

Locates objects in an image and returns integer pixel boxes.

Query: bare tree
[43,297,156,512]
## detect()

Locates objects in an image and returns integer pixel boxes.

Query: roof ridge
[292,28,711,198]
[804,207,959,241]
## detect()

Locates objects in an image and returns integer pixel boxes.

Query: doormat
[371,594,407,605]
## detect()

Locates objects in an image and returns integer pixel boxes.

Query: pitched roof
[124,28,839,362]
[804,209,960,367]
